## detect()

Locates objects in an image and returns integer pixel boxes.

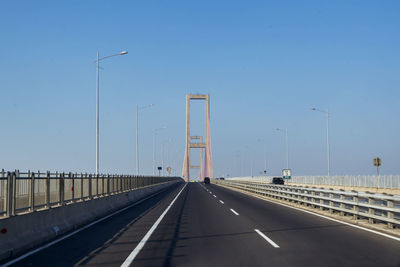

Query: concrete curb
[0,181,180,263]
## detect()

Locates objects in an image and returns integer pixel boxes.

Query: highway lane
[6,181,185,267]
[206,183,400,266]
[5,181,400,266]
[128,182,400,267]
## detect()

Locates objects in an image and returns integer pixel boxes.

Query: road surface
[7,182,400,266]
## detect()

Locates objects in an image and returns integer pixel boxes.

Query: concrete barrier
[0,180,181,263]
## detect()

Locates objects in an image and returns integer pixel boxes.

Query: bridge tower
[182,94,213,182]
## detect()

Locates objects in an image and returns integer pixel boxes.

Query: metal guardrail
[215,180,400,229]
[229,175,400,189]
[0,169,182,217]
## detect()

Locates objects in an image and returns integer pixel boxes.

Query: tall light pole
[153,127,166,175]
[257,138,268,175]
[162,138,172,176]
[311,107,330,176]
[276,128,289,169]
[95,50,128,175]
[136,104,154,175]
[264,140,267,174]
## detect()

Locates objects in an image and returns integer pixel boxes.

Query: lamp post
[162,139,172,176]
[276,128,289,169]
[136,104,154,175]
[95,50,128,175]
[257,139,268,175]
[311,107,330,176]
[153,127,166,175]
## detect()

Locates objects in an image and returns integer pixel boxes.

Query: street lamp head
[120,51,128,55]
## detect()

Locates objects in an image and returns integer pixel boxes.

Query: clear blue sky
[0,1,399,177]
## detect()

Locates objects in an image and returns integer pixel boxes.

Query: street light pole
[264,140,267,174]
[311,108,330,176]
[96,52,99,175]
[136,105,138,175]
[153,127,166,175]
[162,139,170,176]
[326,110,330,176]
[285,129,289,169]
[276,128,289,169]
[136,104,154,175]
[95,50,128,175]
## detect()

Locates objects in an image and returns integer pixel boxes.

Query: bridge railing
[0,169,181,217]
[215,179,400,229]
[229,175,400,189]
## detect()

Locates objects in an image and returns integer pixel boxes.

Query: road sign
[157,166,162,176]
[166,166,172,174]
[373,157,381,167]
[282,169,291,179]
[373,157,381,176]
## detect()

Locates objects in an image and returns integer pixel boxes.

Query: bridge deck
[7,182,400,266]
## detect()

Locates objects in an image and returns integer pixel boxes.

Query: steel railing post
[81,173,84,200]
[107,174,110,195]
[2,169,6,213]
[89,174,92,199]
[6,172,15,216]
[45,171,50,207]
[96,174,99,197]
[339,193,345,216]
[352,193,358,220]
[60,173,65,205]
[102,174,105,195]
[387,200,394,229]
[329,193,334,213]
[71,172,75,202]
[30,172,35,211]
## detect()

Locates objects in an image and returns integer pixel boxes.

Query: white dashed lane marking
[230,209,239,216]
[254,229,280,248]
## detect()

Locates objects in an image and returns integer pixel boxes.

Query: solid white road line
[219,200,224,204]
[121,183,187,267]
[255,229,280,248]
[230,208,239,215]
[2,185,178,267]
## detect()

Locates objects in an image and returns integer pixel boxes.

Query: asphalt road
[6,182,400,267]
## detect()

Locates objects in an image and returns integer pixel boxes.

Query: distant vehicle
[204,177,210,184]
[220,177,225,180]
[272,177,284,185]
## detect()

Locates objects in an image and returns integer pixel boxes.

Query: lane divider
[219,200,224,204]
[230,208,239,216]
[254,229,280,248]
[213,195,217,198]
[121,183,187,267]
